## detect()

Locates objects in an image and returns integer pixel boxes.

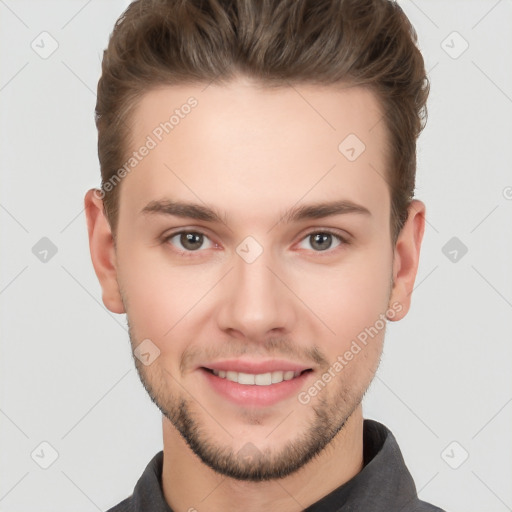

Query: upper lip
[201,359,312,374]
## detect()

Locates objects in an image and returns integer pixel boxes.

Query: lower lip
[201,368,312,407]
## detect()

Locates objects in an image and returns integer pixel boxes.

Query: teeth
[226,371,238,382]
[283,371,295,381]
[271,371,283,383]
[238,372,255,385]
[255,373,272,386]
[211,369,302,385]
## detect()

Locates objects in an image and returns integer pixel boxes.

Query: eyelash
[161,229,350,257]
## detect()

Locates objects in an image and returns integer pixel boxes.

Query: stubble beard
[128,320,376,482]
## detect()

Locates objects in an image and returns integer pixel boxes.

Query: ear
[84,189,125,314]
[388,199,426,321]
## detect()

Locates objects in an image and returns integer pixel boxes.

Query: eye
[297,230,348,252]
[162,228,349,257]
[164,230,215,253]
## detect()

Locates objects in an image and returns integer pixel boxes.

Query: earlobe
[84,189,125,314]
[387,199,426,322]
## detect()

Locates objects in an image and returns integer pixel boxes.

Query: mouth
[202,367,312,386]
[199,363,314,407]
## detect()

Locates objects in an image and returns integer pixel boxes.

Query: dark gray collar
[107,419,444,512]
[304,419,444,511]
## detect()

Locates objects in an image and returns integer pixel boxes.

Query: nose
[215,246,297,343]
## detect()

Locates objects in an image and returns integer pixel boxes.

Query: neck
[161,406,364,512]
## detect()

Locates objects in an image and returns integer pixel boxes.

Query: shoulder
[103,451,166,512]
[411,501,447,512]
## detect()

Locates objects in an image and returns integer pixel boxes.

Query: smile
[209,369,304,386]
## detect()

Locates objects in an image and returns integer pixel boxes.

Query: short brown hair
[95,0,429,246]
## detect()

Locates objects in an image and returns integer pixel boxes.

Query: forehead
[119,78,390,227]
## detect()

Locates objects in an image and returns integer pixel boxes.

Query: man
[84,0,445,510]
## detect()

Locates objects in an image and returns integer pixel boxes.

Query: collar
[108,419,443,512]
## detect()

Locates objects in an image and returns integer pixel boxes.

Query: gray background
[1,1,511,511]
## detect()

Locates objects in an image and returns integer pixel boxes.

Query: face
[87,76,420,481]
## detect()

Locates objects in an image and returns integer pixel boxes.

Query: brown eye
[165,231,214,253]
[180,232,203,250]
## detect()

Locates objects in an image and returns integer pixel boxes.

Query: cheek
[117,232,392,364]
[117,246,197,350]
[294,245,392,351]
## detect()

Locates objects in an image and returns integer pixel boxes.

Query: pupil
[182,232,202,250]
[179,233,333,252]
[312,233,331,251]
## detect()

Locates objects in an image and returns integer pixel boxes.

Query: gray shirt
[106,419,446,511]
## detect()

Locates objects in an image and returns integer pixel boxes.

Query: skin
[85,76,425,512]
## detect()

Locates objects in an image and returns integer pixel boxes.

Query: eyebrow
[140,199,371,224]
